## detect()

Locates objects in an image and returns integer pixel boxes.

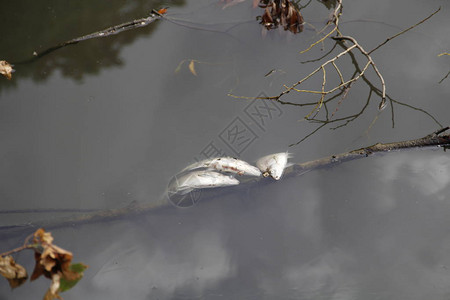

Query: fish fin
[178,187,194,195]
[180,158,216,173]
[180,163,203,173]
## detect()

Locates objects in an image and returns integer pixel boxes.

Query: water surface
[1,0,450,299]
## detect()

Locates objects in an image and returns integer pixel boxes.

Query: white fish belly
[175,170,239,193]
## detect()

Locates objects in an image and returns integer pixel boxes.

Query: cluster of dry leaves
[259,0,305,33]
[0,60,14,80]
[220,0,304,34]
[0,228,87,300]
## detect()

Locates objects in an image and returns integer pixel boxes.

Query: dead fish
[256,152,291,180]
[174,170,240,195]
[183,157,261,177]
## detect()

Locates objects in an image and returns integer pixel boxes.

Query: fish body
[256,152,291,180]
[175,170,240,194]
[183,157,261,177]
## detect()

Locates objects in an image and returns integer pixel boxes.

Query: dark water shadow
[0,0,184,91]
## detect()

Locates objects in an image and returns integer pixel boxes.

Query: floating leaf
[188,60,197,76]
[0,255,28,289]
[30,228,80,283]
[0,60,14,80]
[174,60,185,74]
[59,263,88,293]
[36,228,54,244]
[31,244,73,281]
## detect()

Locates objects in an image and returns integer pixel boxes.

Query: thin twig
[300,41,338,64]
[0,244,34,257]
[332,61,344,84]
[340,42,442,129]
[332,35,386,109]
[330,81,354,121]
[389,97,443,128]
[439,70,450,84]
[289,123,328,147]
[368,7,441,55]
[300,0,342,53]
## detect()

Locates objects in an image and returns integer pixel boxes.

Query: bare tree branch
[368,7,441,55]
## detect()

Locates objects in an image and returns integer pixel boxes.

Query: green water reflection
[0,0,184,85]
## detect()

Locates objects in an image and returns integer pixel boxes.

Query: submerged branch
[368,7,441,55]
[1,127,449,239]
[13,10,163,64]
[285,126,450,177]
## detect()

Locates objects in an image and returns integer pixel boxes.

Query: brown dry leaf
[30,252,47,281]
[0,255,28,289]
[44,289,62,300]
[31,228,79,283]
[0,60,14,80]
[35,228,54,244]
[31,244,75,281]
[188,60,197,76]
[262,7,273,27]
[258,0,303,33]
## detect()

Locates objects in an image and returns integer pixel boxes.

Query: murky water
[1,0,450,299]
